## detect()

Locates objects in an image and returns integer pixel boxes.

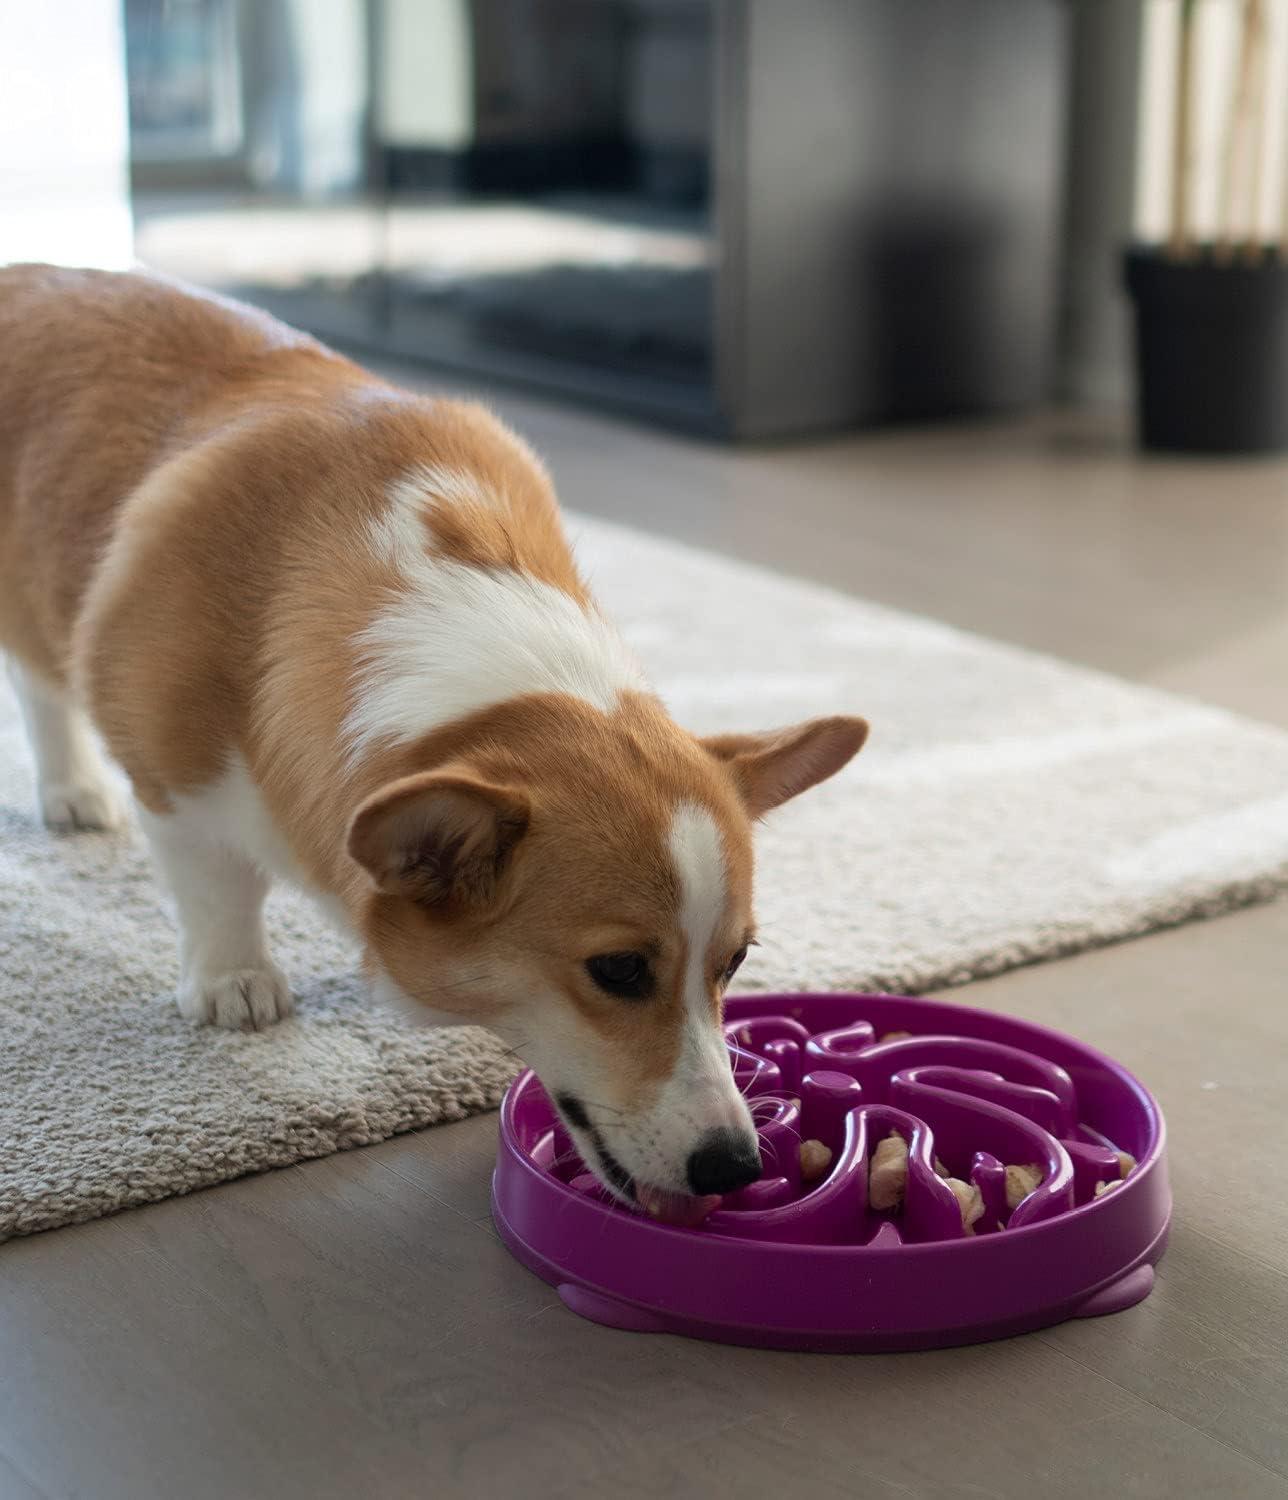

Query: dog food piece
[1004,1163,1045,1211]
[868,1131,909,1211]
[944,1176,985,1235]
[934,1157,950,1178]
[1094,1178,1122,1198]
[799,1139,833,1184]
[879,1030,912,1044]
[1117,1151,1137,1178]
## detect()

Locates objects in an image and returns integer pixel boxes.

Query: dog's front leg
[138,801,294,1030]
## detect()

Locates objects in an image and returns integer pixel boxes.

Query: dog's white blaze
[657,801,750,1141]
[345,482,647,760]
[669,801,726,1006]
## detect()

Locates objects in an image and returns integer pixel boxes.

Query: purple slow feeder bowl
[491,993,1171,1353]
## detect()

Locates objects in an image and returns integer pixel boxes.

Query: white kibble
[1116,1151,1137,1179]
[1094,1178,1122,1198]
[945,1176,985,1235]
[868,1131,909,1211]
[799,1139,833,1184]
[933,1157,950,1178]
[879,1030,912,1044]
[1004,1163,1044,1211]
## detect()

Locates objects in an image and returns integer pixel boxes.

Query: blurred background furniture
[124,0,1069,437]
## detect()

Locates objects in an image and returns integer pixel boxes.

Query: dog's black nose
[686,1128,762,1196]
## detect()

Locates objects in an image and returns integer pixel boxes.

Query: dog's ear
[701,715,868,818]
[347,769,530,911]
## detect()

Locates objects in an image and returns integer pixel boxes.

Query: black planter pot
[1124,245,1288,455]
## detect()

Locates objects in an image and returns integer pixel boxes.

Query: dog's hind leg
[6,656,123,831]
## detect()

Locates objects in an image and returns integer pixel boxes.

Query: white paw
[39,779,123,832]
[178,963,295,1030]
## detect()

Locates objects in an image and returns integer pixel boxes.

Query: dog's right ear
[347,769,530,912]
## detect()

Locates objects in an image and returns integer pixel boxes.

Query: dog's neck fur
[246,439,647,922]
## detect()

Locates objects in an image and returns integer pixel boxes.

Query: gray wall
[717,0,1071,439]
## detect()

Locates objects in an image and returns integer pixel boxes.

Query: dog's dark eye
[722,946,749,985]
[586,951,653,1000]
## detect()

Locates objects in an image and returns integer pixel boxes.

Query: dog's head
[348,692,866,1215]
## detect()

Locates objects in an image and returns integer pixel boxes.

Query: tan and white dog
[0,264,867,1214]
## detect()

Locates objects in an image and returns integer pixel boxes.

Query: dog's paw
[178,964,295,1030]
[39,779,124,832]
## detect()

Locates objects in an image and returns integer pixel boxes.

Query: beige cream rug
[7,515,1288,1241]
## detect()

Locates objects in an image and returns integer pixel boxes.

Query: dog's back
[0,263,582,843]
[0,263,347,683]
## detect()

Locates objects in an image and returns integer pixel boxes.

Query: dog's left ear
[702,715,868,818]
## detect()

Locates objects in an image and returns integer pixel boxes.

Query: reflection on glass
[126,0,716,422]
[128,0,381,342]
[126,0,244,161]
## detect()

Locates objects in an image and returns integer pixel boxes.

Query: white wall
[1136,0,1288,244]
[0,0,133,268]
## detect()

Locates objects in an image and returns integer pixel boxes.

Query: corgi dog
[0,264,867,1215]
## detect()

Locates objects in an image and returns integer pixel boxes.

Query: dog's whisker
[549,1148,587,1173]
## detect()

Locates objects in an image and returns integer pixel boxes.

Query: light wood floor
[4,379,1288,1500]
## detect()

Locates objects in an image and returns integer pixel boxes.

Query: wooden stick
[1240,0,1269,261]
[1170,0,1199,259]
[1282,117,1288,259]
[1216,0,1260,260]
[1273,0,1288,261]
